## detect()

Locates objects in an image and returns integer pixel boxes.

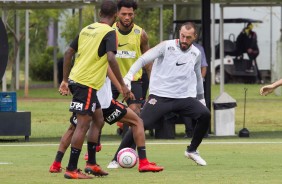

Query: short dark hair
[180,22,198,36]
[100,0,117,17]
[117,0,138,11]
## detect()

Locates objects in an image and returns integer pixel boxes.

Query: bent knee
[128,117,143,128]
[200,109,211,121]
[129,105,141,116]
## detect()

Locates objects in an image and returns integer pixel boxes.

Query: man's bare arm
[63,47,76,82]
[140,29,152,78]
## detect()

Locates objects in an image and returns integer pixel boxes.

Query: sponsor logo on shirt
[168,46,175,51]
[134,29,140,34]
[176,62,187,66]
[148,98,157,105]
[87,26,95,29]
[191,51,197,57]
[116,50,136,59]
[118,43,129,47]
[70,102,83,111]
[72,116,77,125]
[106,109,122,122]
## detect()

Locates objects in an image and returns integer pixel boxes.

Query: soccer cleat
[184,150,207,166]
[138,162,164,173]
[84,153,88,161]
[107,160,119,169]
[96,144,102,152]
[84,163,109,176]
[49,162,62,173]
[64,169,93,179]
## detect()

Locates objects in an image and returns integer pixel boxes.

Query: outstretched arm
[260,79,282,96]
[125,41,166,80]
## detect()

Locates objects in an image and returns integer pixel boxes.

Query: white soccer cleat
[184,150,207,166]
[107,160,120,169]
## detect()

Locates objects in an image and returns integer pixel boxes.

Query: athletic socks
[87,142,97,165]
[137,146,146,160]
[67,147,81,171]
[55,151,64,163]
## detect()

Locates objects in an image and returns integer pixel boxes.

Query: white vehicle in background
[173,18,268,84]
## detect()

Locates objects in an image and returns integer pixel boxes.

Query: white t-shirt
[97,77,112,109]
[127,39,204,99]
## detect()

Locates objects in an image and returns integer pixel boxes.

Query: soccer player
[107,0,152,169]
[52,32,163,180]
[50,73,163,175]
[110,22,211,166]
[58,1,130,179]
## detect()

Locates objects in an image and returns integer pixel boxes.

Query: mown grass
[6,83,282,140]
[1,142,282,184]
[1,83,282,183]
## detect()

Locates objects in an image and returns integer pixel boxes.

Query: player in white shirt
[109,22,211,167]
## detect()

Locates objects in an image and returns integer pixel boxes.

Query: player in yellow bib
[111,0,151,113]
[107,0,152,169]
[58,0,130,179]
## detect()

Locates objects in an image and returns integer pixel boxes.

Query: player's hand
[59,80,70,96]
[122,91,136,103]
[129,91,135,100]
[199,99,206,106]
[260,85,274,96]
[121,85,131,101]
[123,77,132,90]
[123,73,133,90]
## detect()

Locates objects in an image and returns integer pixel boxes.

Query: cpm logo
[106,109,122,123]
[70,102,83,111]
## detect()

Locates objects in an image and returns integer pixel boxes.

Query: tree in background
[2,5,173,89]
[60,6,96,44]
[134,7,173,47]
[60,5,173,47]
[3,9,61,89]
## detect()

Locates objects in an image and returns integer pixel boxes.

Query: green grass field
[1,141,282,184]
[1,83,282,183]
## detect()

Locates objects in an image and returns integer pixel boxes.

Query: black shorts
[70,99,127,126]
[102,99,127,125]
[111,80,144,105]
[68,80,101,116]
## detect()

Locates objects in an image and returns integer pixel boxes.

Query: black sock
[187,145,196,152]
[55,151,64,162]
[137,146,146,160]
[67,147,81,171]
[87,142,97,165]
[130,143,136,150]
